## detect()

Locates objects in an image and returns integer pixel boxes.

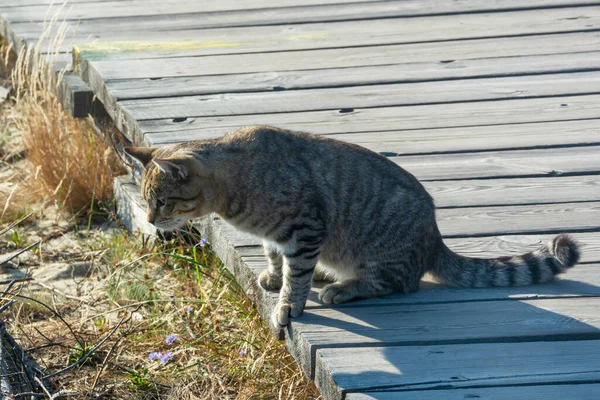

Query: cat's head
[124,146,217,231]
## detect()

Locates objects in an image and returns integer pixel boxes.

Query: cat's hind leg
[319,261,418,304]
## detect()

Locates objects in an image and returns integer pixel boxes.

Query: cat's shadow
[290,268,600,394]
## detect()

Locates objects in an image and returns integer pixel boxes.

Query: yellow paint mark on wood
[289,33,329,41]
[72,32,328,61]
[74,40,246,55]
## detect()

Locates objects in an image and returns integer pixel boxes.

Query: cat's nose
[147,209,156,224]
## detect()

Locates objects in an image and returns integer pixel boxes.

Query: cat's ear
[152,158,188,180]
[124,147,158,168]
[152,152,206,180]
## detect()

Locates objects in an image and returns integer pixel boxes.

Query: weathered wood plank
[324,120,600,156]
[347,384,600,400]
[316,341,600,400]
[436,201,600,237]
[134,95,600,146]
[4,0,597,28]
[286,297,600,378]
[20,6,600,58]
[0,0,386,22]
[393,146,600,181]
[425,175,600,208]
[118,70,600,121]
[80,30,600,78]
[2,0,114,6]
[75,30,600,64]
[100,56,600,105]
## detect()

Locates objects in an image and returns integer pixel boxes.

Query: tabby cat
[125,125,580,328]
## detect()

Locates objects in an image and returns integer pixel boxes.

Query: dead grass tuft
[4,19,123,216]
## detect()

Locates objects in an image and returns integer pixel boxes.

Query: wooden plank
[3,0,597,26]
[118,69,600,120]
[316,341,600,400]
[322,120,600,156]
[347,384,600,400]
[0,0,387,22]
[436,201,600,237]
[77,31,600,76]
[134,95,600,147]
[2,0,114,6]
[100,56,600,102]
[76,30,600,64]
[393,146,600,181]
[28,6,600,59]
[286,297,600,378]
[424,175,600,208]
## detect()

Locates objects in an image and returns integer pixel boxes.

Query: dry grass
[3,229,321,399]
[2,21,123,217]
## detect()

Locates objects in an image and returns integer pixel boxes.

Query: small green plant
[127,368,152,391]
[10,230,21,246]
[93,316,107,330]
[69,342,92,364]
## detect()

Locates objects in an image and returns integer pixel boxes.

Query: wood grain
[317,341,600,400]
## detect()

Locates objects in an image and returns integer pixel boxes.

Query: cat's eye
[156,199,166,207]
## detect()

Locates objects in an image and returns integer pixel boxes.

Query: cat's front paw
[271,302,290,328]
[270,301,304,329]
[258,270,282,291]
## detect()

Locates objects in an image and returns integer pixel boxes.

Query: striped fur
[125,126,581,328]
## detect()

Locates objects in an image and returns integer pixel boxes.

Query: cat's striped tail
[431,234,580,288]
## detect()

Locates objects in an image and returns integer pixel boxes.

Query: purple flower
[159,352,174,364]
[165,333,178,345]
[148,352,161,361]
[186,306,193,314]
[239,349,248,357]
[198,237,208,247]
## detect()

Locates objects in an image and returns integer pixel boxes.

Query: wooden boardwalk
[2,1,600,398]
